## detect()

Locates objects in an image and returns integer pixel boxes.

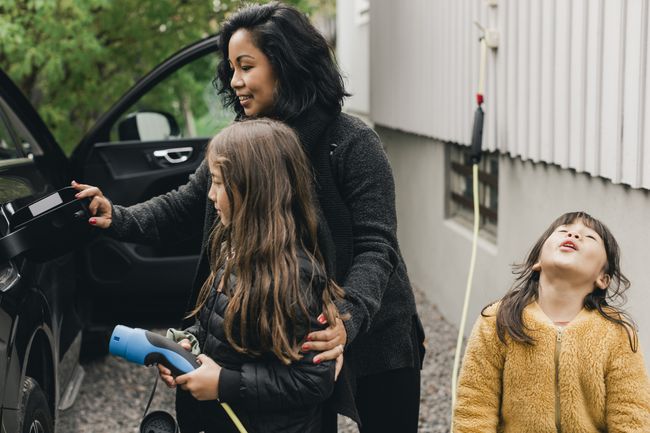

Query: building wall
[369,0,650,189]
[336,0,650,366]
[381,126,650,367]
[336,0,369,116]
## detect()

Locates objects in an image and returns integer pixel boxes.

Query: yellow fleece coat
[453,302,650,433]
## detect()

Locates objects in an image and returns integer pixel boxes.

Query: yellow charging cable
[450,163,480,425]
[221,402,248,433]
[450,35,488,431]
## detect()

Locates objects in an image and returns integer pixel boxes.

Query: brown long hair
[484,211,638,351]
[190,119,344,364]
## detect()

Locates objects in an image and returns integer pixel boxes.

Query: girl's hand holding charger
[158,339,192,388]
[158,329,345,396]
[175,354,222,401]
[155,338,222,401]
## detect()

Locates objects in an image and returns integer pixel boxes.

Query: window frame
[445,143,499,238]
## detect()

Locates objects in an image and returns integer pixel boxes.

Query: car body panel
[0,306,12,409]
[0,33,221,430]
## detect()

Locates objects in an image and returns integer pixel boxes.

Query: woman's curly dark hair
[214,1,349,120]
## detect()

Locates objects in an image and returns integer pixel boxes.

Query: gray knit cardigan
[109,112,422,376]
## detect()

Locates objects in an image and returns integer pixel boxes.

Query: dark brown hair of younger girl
[483,211,638,352]
[189,118,345,364]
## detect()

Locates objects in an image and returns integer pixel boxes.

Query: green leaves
[0,0,328,155]
[0,0,218,154]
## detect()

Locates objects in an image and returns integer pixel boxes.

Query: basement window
[446,143,499,238]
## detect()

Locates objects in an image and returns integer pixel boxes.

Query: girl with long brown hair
[453,211,650,432]
[158,119,347,433]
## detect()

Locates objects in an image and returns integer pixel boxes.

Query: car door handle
[152,147,193,164]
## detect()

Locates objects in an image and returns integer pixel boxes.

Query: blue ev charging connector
[109,325,200,376]
[109,325,248,433]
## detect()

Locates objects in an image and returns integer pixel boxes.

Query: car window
[0,97,43,204]
[110,54,233,142]
[0,97,43,158]
[0,106,20,160]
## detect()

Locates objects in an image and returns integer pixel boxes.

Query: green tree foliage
[0,0,331,155]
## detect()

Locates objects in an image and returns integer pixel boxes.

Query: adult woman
[74,2,424,432]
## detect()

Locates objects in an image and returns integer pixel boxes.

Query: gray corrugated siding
[370,0,650,188]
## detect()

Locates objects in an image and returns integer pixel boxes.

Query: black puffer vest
[176,251,339,433]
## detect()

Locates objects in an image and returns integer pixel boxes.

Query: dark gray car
[0,35,220,432]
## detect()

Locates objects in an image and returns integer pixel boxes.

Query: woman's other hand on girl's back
[334,354,344,381]
[71,180,113,228]
[305,314,346,373]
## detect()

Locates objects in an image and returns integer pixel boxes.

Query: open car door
[70,35,228,328]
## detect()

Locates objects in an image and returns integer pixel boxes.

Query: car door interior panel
[83,138,207,206]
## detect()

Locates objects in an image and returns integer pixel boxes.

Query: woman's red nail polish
[318,315,326,324]
[89,218,97,225]
[314,358,321,364]
[302,344,309,351]
[306,335,312,341]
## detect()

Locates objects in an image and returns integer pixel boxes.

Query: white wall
[382,127,650,368]
[368,0,650,189]
[336,0,370,116]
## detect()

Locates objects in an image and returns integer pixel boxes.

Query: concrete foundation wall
[381,126,650,368]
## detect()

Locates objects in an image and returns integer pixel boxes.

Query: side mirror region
[0,187,95,262]
[118,111,181,142]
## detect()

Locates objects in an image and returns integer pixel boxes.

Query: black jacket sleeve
[218,352,335,411]
[108,160,209,245]
[184,320,206,349]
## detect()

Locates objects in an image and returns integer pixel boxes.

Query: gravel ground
[58,286,458,433]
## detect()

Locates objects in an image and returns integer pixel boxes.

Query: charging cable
[450,36,488,429]
[221,402,247,433]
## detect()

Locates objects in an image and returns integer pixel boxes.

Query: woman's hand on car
[71,180,113,228]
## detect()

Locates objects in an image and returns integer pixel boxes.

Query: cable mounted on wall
[450,19,498,428]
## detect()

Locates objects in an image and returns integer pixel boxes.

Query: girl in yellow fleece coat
[453,211,650,433]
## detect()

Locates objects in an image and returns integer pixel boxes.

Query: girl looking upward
[453,212,650,433]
